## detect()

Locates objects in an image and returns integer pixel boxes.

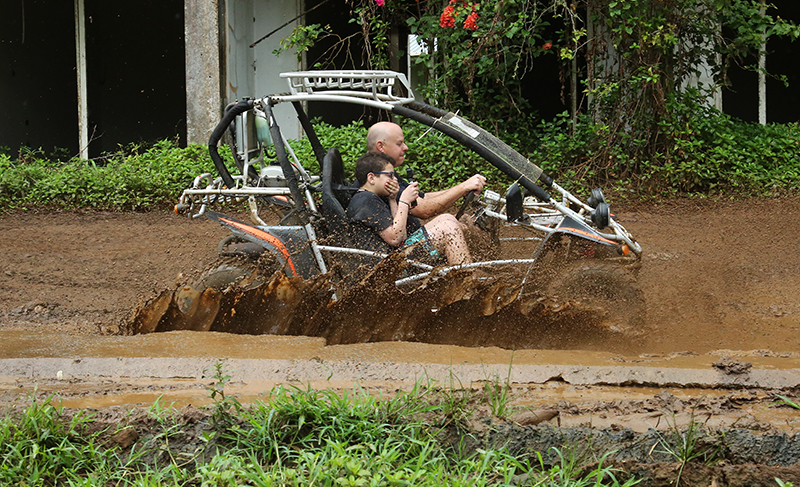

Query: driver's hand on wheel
[399,181,419,207]
[464,174,487,194]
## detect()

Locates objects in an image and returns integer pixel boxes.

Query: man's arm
[409,174,486,219]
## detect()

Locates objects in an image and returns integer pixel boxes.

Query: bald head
[367,122,408,167]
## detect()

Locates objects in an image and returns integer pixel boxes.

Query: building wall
[225,0,303,143]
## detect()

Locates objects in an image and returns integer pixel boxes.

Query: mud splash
[128,249,645,351]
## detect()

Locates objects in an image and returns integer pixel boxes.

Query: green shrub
[525,100,800,198]
[1,108,798,212]
[0,139,226,211]
[288,118,507,191]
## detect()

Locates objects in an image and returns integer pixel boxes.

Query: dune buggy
[130,70,643,345]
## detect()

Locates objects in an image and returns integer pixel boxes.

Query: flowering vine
[440,0,479,30]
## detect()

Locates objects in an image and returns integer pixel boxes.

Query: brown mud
[2,200,800,485]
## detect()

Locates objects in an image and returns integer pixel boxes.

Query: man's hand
[463,174,487,194]
[399,181,419,207]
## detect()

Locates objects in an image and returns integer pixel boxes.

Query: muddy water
[128,246,646,355]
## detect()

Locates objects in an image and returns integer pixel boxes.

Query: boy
[347,152,472,266]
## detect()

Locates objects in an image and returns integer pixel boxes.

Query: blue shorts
[404,227,441,260]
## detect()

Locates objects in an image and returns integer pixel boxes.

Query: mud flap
[554,215,618,247]
[205,211,320,279]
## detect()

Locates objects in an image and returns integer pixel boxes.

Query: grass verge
[0,377,640,487]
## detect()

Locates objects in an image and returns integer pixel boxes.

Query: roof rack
[280,70,415,105]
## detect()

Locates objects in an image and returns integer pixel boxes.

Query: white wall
[226,0,303,140]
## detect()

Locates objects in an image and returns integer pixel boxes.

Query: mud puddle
[127,245,645,354]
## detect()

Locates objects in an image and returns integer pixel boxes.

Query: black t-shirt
[346,189,421,253]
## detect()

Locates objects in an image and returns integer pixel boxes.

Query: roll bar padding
[208,99,254,189]
[392,105,553,203]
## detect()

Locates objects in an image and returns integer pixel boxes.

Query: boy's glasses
[372,171,397,179]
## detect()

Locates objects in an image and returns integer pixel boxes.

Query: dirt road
[2,199,799,353]
[3,201,800,485]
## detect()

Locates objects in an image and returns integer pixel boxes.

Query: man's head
[367,122,408,167]
[355,151,397,194]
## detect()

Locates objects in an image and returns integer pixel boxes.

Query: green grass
[0,377,640,487]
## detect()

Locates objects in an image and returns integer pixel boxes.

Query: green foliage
[5,106,799,214]
[527,95,800,197]
[533,449,641,487]
[288,0,800,198]
[0,395,122,486]
[654,412,722,487]
[3,102,798,213]
[206,361,243,428]
[583,0,799,165]
[287,118,505,191]
[289,120,369,175]
[775,394,800,410]
[406,0,569,129]
[274,23,331,62]
[0,139,228,211]
[481,360,516,419]
[1,382,642,486]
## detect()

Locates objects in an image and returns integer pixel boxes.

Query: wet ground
[2,200,800,485]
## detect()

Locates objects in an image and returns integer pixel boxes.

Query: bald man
[367,122,486,220]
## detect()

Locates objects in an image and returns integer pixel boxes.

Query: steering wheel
[455,190,478,220]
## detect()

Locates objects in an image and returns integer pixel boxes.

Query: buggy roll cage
[176,70,641,282]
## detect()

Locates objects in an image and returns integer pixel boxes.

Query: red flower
[542,42,553,50]
[440,5,456,28]
[463,11,479,30]
[375,0,385,5]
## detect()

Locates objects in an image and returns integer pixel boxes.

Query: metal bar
[269,94,405,109]
[315,246,434,271]
[304,223,328,275]
[394,259,539,286]
[182,187,293,196]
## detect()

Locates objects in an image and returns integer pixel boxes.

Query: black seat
[321,147,363,245]
[321,148,352,220]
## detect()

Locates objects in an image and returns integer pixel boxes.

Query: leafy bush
[526,97,800,198]
[2,107,798,212]
[0,139,228,211]
[288,118,507,191]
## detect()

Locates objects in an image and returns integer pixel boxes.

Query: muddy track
[2,199,799,353]
[2,200,800,486]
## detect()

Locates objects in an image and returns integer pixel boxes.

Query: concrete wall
[185,0,223,145]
